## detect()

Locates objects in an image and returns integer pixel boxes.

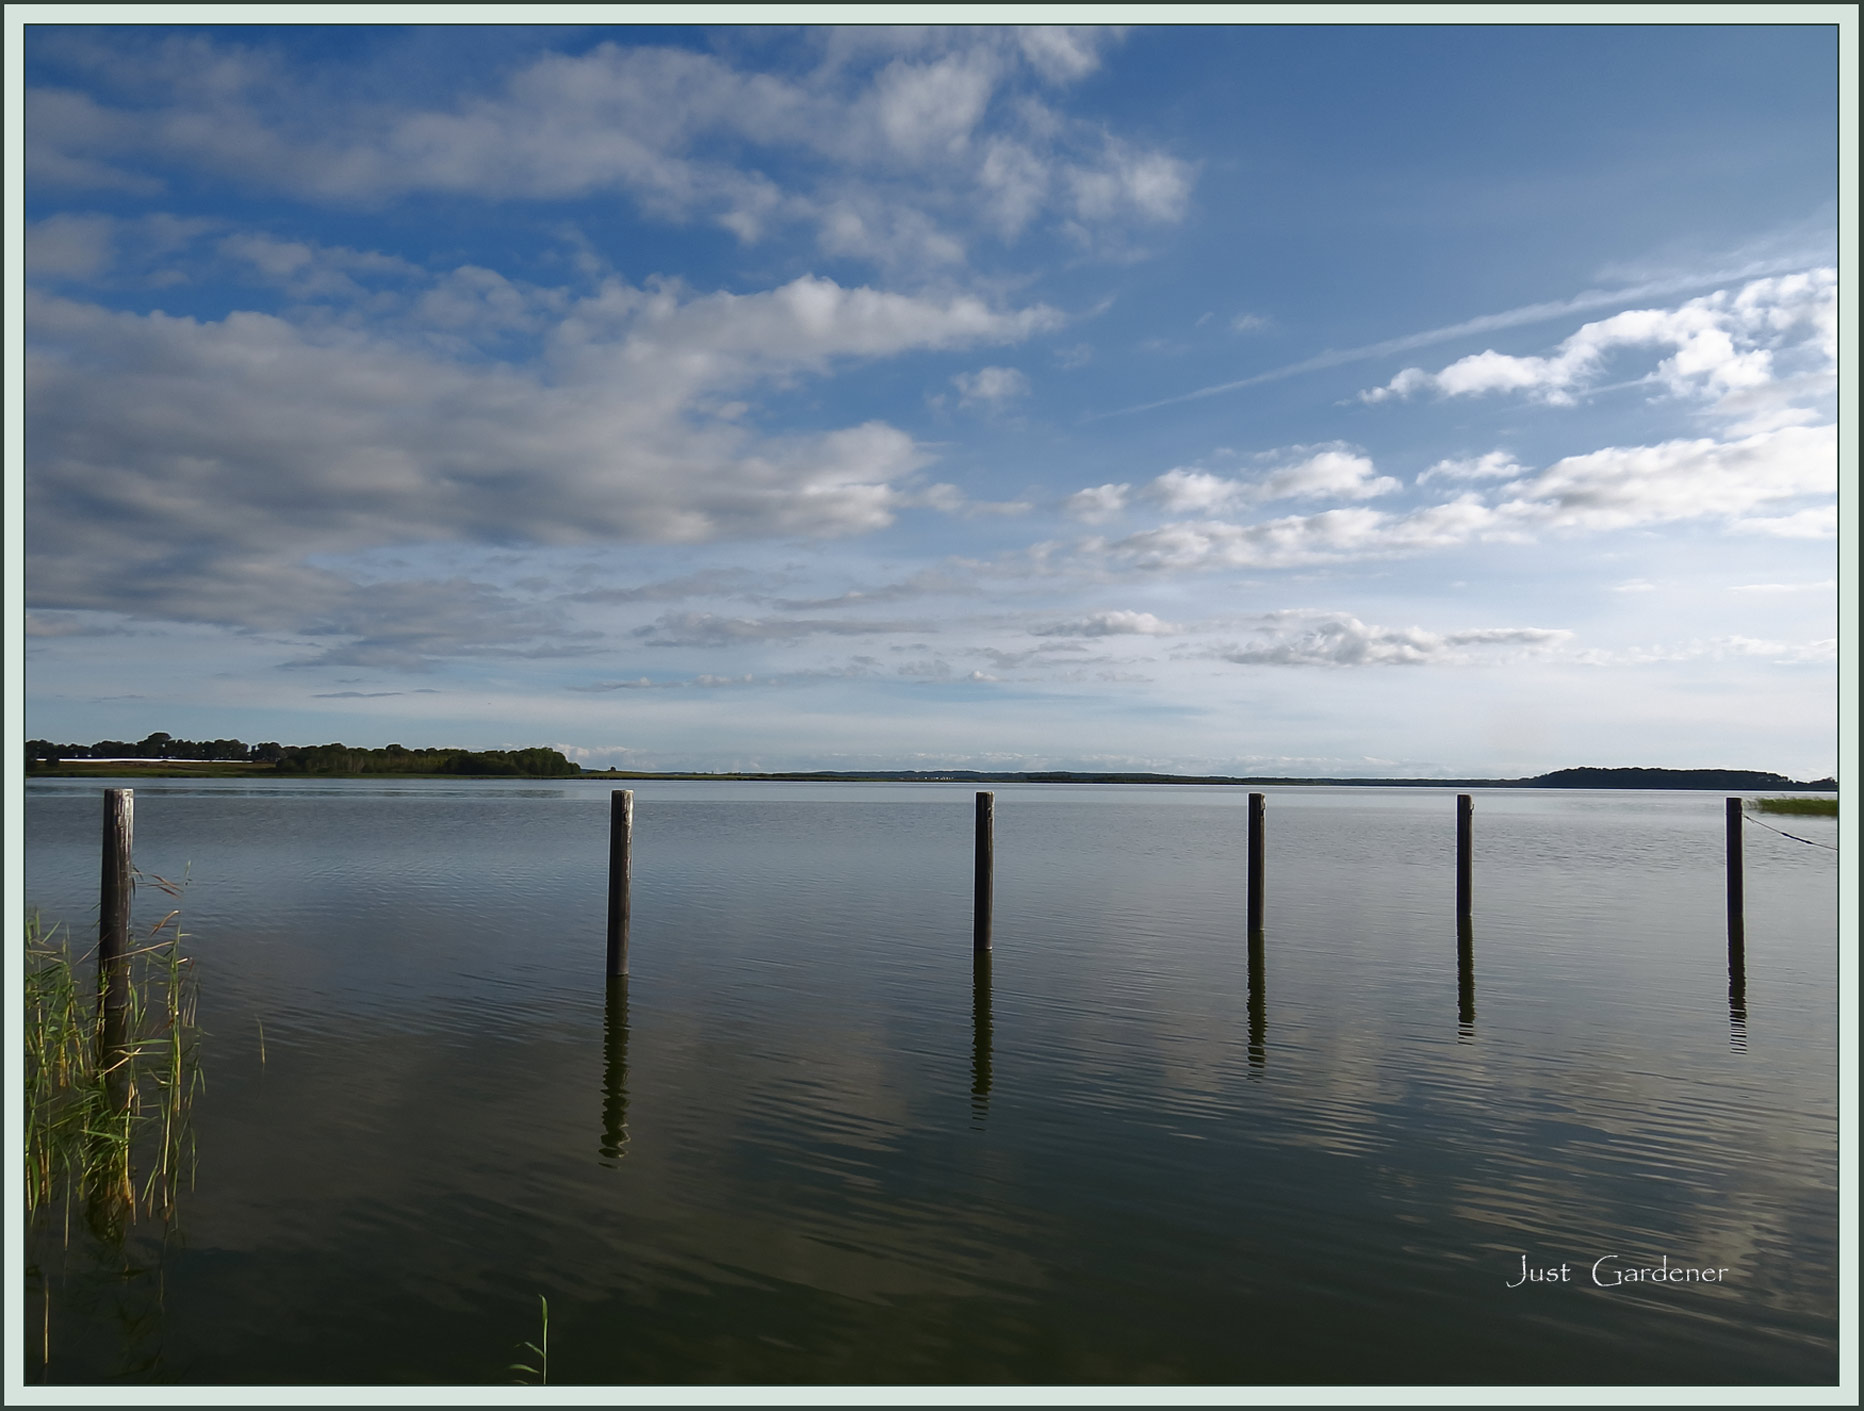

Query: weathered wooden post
[95,786,135,1219]
[1246,793,1266,934]
[1723,798,1747,1050]
[1456,794,1474,920]
[1722,797,1737,950]
[974,791,994,952]
[606,790,633,977]
[99,789,133,1039]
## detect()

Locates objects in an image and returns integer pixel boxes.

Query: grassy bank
[1752,796,1838,817]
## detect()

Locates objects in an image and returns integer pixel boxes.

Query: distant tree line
[270,743,579,777]
[25,732,579,777]
[26,732,265,764]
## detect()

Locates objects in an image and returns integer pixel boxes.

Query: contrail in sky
[1094,255,1827,419]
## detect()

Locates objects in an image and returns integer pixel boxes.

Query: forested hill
[1525,767,1829,790]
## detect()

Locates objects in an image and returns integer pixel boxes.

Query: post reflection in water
[971,951,992,1121]
[600,976,630,1163]
[1728,950,1748,1054]
[86,1017,135,1244]
[1246,929,1266,1070]
[1456,917,1476,1040]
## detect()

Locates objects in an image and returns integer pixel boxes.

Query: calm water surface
[20,779,1840,1385]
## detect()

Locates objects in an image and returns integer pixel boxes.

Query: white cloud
[27,30,1190,272]
[1723,636,1836,663]
[222,231,429,302]
[1065,483,1130,523]
[1147,446,1399,515]
[1015,27,1116,83]
[1496,423,1835,533]
[1361,268,1836,420]
[634,612,924,648]
[277,577,601,672]
[24,272,1055,634]
[569,673,760,692]
[25,213,116,279]
[1099,503,1484,572]
[1728,579,1836,593]
[592,275,1059,373]
[413,264,564,337]
[24,210,224,286]
[908,483,1033,517]
[1416,450,1526,486]
[1064,415,1832,579]
[1571,635,1836,667]
[1110,255,1838,420]
[1067,136,1194,223]
[953,365,1031,406]
[871,51,998,159]
[1256,448,1400,502]
[977,136,1051,238]
[1031,610,1180,637]
[1149,469,1238,514]
[23,610,131,639]
[23,86,164,193]
[814,196,970,267]
[1216,613,1570,667]
[1736,505,1837,538]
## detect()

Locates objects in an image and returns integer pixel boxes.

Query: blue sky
[10,16,1849,777]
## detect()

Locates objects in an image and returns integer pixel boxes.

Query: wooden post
[1246,793,1266,934]
[973,791,994,952]
[606,790,633,977]
[1725,796,1745,957]
[1456,794,1474,920]
[99,789,133,1035]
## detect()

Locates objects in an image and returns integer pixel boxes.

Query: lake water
[18,778,1841,1387]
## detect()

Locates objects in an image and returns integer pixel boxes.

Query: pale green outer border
[2,5,1854,1407]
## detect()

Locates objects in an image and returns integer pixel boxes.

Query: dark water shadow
[1728,943,1748,1054]
[601,976,630,1163]
[971,953,992,1124]
[85,1011,135,1246]
[1247,929,1266,1071]
[1456,917,1476,1041]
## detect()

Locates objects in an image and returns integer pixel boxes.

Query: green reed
[509,1295,550,1386]
[1752,796,1838,818]
[23,877,201,1237]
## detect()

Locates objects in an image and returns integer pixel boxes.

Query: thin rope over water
[1744,811,1840,852]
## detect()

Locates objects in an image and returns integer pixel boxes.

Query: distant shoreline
[25,761,1838,791]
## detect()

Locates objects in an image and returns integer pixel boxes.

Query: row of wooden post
[602,788,1762,966]
[92,787,1749,993]
[600,790,1760,967]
